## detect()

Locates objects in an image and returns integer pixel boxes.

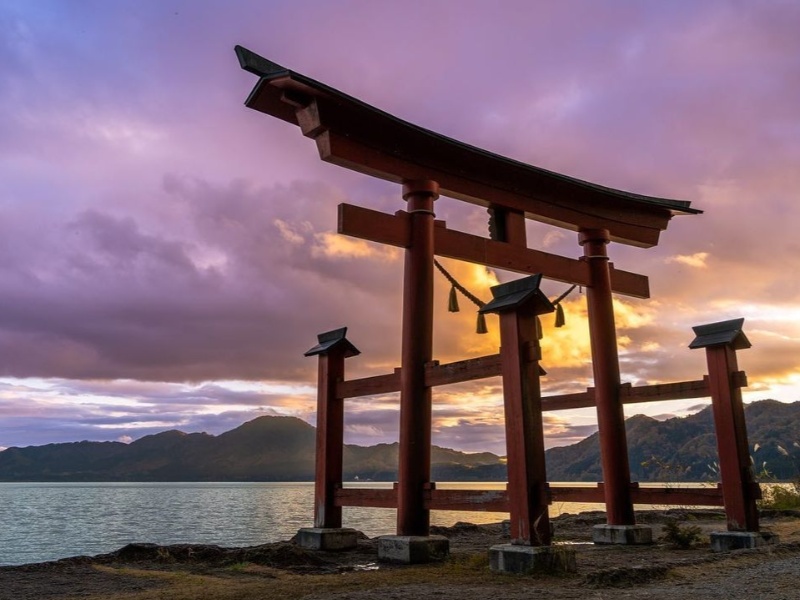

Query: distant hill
[0,416,505,482]
[546,399,800,482]
[0,400,798,482]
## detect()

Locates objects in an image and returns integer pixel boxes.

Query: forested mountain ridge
[546,399,800,481]
[0,416,505,481]
[0,400,798,482]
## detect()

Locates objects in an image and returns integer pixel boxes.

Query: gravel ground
[1,510,798,600]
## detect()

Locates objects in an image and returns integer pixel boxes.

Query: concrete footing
[296,527,359,551]
[489,544,577,574]
[592,524,653,545]
[710,531,780,552]
[377,535,449,563]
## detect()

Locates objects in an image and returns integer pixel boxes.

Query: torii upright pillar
[690,318,778,551]
[580,228,651,545]
[297,327,361,551]
[480,275,554,547]
[378,180,449,563]
[481,275,577,574]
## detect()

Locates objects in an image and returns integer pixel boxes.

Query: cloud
[1,0,799,450]
[0,377,316,448]
[666,252,710,269]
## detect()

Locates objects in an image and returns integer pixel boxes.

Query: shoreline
[2,509,799,599]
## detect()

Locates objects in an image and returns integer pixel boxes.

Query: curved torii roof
[236,46,700,248]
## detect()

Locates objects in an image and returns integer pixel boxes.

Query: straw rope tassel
[448,285,460,312]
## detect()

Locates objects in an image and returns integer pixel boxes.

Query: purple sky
[1,0,799,455]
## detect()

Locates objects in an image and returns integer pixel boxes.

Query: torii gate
[236,47,774,569]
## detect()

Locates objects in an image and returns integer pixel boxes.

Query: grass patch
[760,481,800,510]
[82,552,511,600]
[661,519,703,549]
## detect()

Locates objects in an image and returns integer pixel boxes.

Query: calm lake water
[0,481,704,566]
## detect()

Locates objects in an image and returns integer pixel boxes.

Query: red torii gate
[235,46,774,568]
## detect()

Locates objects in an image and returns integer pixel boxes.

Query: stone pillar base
[489,544,577,574]
[710,531,779,552]
[592,524,653,545]
[377,535,449,563]
[296,527,359,551]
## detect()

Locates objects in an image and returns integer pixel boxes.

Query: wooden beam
[338,203,650,298]
[337,370,401,399]
[305,104,677,248]
[240,53,700,249]
[540,372,747,412]
[541,390,595,411]
[333,485,726,511]
[424,354,502,387]
[550,485,725,507]
[336,355,503,400]
[338,203,409,248]
[336,369,746,406]
[334,487,397,508]
[426,489,509,512]
[630,486,725,506]
[620,379,709,402]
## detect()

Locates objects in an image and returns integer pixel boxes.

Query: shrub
[759,481,800,510]
[661,519,703,549]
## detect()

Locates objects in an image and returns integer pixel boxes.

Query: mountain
[0,400,798,482]
[545,399,800,481]
[0,416,504,482]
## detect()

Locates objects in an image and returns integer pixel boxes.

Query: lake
[0,481,696,566]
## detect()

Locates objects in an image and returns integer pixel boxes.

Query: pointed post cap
[479,274,555,315]
[304,327,361,358]
[689,318,751,350]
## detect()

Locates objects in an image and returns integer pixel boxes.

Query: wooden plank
[550,486,606,503]
[336,371,745,405]
[333,485,727,511]
[337,370,401,399]
[541,390,595,411]
[425,354,502,387]
[338,203,650,298]
[550,485,725,506]
[622,372,746,402]
[631,487,724,507]
[426,489,509,512]
[609,266,651,300]
[338,203,409,248]
[540,372,747,412]
[621,379,710,402]
[334,487,397,508]
[435,226,595,292]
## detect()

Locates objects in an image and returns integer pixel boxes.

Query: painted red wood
[426,489,509,512]
[498,308,551,545]
[338,203,650,298]
[334,487,397,508]
[580,228,635,526]
[337,370,401,399]
[396,181,438,537]
[424,354,502,387]
[313,351,346,528]
[705,345,760,531]
[333,486,726,511]
[314,121,673,247]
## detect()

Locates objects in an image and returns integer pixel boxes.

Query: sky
[1,0,799,456]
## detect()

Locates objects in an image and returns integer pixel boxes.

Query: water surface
[0,481,717,566]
